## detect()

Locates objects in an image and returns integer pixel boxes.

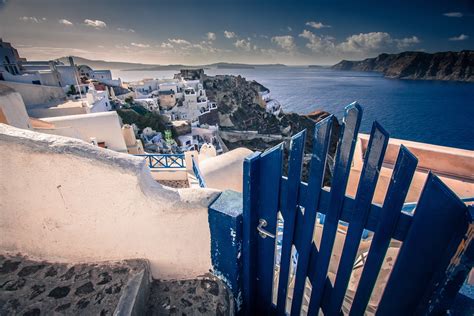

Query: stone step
[0,254,150,315]
[146,274,233,315]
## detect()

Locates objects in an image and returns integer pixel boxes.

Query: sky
[0,0,473,65]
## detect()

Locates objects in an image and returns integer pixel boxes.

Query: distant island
[56,56,286,71]
[332,50,473,82]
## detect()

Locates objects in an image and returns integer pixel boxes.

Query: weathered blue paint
[242,151,261,314]
[290,115,334,316]
[135,153,185,169]
[240,102,473,315]
[349,145,418,315]
[276,130,306,315]
[255,144,283,314]
[208,190,244,312]
[425,206,474,315]
[327,121,389,315]
[308,102,362,315]
[377,173,469,315]
[192,156,206,188]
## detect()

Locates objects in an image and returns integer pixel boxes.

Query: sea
[112,67,474,150]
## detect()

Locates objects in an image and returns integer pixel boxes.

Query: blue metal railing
[192,156,206,188]
[135,154,185,169]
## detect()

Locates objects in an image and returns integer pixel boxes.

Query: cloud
[207,32,216,41]
[449,34,469,41]
[59,19,73,26]
[234,39,251,51]
[160,42,174,49]
[117,27,135,33]
[299,30,420,56]
[443,12,463,18]
[271,35,296,51]
[287,26,292,31]
[19,16,45,23]
[84,19,107,29]
[395,36,420,49]
[299,30,335,53]
[131,42,150,48]
[168,38,191,45]
[306,21,331,29]
[224,30,236,39]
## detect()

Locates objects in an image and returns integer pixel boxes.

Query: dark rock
[48,286,70,299]
[332,50,474,82]
[201,279,219,296]
[22,308,40,316]
[97,272,112,285]
[29,284,45,300]
[75,282,94,295]
[76,298,90,309]
[55,303,71,312]
[105,283,122,294]
[44,267,57,277]
[3,278,26,291]
[180,298,192,307]
[18,265,45,277]
[0,260,21,274]
[61,267,75,280]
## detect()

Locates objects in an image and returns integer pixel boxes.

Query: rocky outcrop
[332,51,474,82]
[203,74,340,182]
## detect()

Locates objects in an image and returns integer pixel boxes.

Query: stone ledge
[0,254,149,315]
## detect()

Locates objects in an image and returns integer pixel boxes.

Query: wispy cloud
[449,34,469,41]
[131,42,150,48]
[117,27,135,33]
[396,36,420,49]
[234,39,251,51]
[306,21,331,29]
[84,19,107,29]
[168,38,191,45]
[224,30,236,39]
[299,30,335,53]
[206,32,216,41]
[160,42,174,49]
[271,35,296,51]
[299,30,420,56]
[443,12,463,18]
[19,16,46,23]
[59,19,73,26]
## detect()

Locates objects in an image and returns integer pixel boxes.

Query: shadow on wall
[0,124,220,279]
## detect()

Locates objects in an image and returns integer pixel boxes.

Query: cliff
[332,51,474,82]
[203,74,340,181]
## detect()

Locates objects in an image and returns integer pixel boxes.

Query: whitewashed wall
[0,124,220,279]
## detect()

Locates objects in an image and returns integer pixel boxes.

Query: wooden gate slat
[376,173,469,315]
[327,122,389,314]
[276,130,306,314]
[242,151,262,314]
[294,181,414,243]
[349,145,417,316]
[307,102,362,314]
[256,144,284,314]
[290,116,334,316]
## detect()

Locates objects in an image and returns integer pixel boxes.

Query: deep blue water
[113,67,474,150]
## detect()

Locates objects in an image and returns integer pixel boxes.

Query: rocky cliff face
[332,50,474,82]
[203,74,338,151]
[203,74,340,182]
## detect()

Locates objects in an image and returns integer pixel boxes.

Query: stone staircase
[0,255,232,315]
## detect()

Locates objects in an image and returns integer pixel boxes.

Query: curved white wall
[42,111,128,152]
[0,85,31,129]
[0,124,220,279]
[199,147,252,193]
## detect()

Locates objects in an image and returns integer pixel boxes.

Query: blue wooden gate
[242,102,473,315]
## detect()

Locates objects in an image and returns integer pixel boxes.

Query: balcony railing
[136,154,185,169]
